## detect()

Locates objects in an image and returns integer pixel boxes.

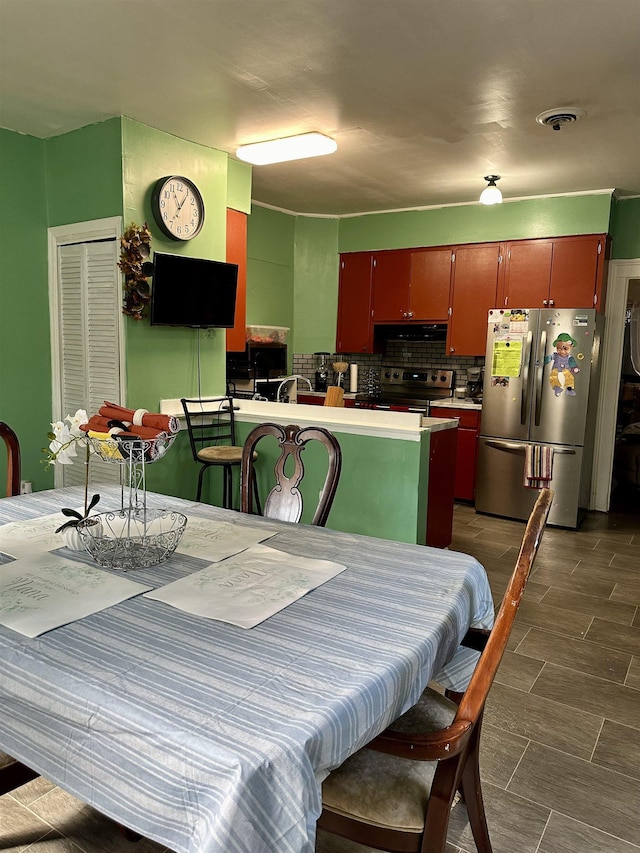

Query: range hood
[374,323,448,342]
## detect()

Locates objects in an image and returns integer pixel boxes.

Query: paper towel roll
[349,363,358,393]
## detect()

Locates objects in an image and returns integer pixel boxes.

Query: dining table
[0,486,494,853]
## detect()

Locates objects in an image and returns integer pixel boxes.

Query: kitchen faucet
[276,375,313,403]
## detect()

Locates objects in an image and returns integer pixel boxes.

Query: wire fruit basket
[77,508,187,572]
[79,433,184,570]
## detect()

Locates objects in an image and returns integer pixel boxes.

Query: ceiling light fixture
[235,132,337,166]
[479,175,503,205]
[536,107,586,132]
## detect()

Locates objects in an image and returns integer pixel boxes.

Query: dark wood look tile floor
[3,491,640,853]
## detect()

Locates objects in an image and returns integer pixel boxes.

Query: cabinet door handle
[549,299,555,306]
[407,311,414,318]
[543,300,548,306]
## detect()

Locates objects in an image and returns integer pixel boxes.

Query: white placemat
[145,543,346,628]
[0,553,152,637]
[175,516,279,562]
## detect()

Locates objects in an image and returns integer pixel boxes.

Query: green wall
[45,118,124,226]
[246,205,295,364]
[337,193,613,252]
[610,197,640,259]
[292,216,340,355]
[0,129,50,492]
[1,118,252,502]
[120,118,250,498]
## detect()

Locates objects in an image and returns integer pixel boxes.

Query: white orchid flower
[47,410,88,464]
[66,409,88,437]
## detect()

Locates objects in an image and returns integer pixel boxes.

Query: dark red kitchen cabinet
[431,407,481,502]
[425,426,457,548]
[225,208,248,352]
[336,253,377,353]
[447,244,501,357]
[501,234,608,311]
[548,234,608,309]
[501,240,553,309]
[409,247,453,321]
[371,250,412,322]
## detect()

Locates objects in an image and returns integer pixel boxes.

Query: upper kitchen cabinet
[408,247,453,322]
[371,250,413,322]
[371,247,452,322]
[336,252,377,353]
[501,234,609,311]
[226,208,248,352]
[447,243,502,356]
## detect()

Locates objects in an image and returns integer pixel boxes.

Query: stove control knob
[393,372,400,379]
[384,371,391,379]
[430,373,437,382]
[440,374,447,383]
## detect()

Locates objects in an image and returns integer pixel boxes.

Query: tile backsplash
[292,341,485,393]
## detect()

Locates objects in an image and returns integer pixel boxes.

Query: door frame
[48,217,126,486]
[592,258,640,511]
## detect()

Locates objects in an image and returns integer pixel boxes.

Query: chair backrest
[180,398,236,462]
[324,386,345,407]
[241,422,342,527]
[0,421,21,497]
[373,488,553,760]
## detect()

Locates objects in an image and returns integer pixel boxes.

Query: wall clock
[151,175,205,241]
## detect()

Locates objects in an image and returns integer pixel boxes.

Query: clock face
[151,176,205,241]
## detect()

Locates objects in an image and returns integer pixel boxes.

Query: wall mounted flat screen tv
[150,252,238,328]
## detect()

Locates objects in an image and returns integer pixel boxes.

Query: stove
[355,366,455,412]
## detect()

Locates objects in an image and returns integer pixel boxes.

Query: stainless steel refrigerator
[475,308,604,527]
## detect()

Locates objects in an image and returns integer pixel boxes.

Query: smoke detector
[536,107,587,131]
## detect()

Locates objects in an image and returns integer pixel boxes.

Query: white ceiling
[1,0,639,215]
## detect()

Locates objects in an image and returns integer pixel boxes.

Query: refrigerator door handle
[534,329,547,426]
[521,330,534,425]
[485,439,576,456]
[485,439,527,455]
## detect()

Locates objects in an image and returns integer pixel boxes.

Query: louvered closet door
[57,240,122,487]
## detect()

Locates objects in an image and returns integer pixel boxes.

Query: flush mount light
[235,132,337,165]
[479,175,503,205]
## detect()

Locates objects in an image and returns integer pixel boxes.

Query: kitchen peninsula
[160,399,458,548]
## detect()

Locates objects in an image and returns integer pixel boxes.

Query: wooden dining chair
[0,423,40,795]
[324,386,345,407]
[180,397,259,511]
[240,422,342,527]
[0,421,21,497]
[317,488,553,853]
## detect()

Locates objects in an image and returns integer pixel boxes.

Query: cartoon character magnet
[544,332,580,396]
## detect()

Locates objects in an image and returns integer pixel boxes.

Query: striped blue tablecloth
[0,487,493,853]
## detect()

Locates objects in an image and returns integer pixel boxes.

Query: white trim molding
[592,258,640,511]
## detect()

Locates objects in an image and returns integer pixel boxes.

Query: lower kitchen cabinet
[431,406,481,502]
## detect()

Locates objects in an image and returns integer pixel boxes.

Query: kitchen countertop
[160,397,457,440]
[297,390,357,399]
[430,398,482,411]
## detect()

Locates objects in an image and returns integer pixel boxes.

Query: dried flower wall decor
[119,222,153,320]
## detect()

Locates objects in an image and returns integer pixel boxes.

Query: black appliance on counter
[226,343,287,401]
[354,366,455,413]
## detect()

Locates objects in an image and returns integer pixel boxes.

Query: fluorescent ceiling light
[479,174,503,205]
[236,132,337,165]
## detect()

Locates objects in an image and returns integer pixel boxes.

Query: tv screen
[150,252,238,328]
